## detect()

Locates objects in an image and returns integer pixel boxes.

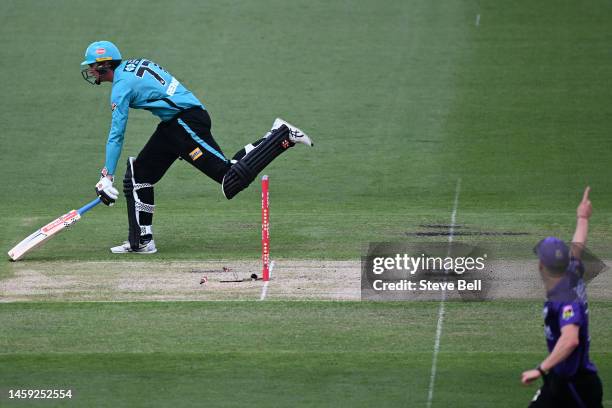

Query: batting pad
[222,126,292,199]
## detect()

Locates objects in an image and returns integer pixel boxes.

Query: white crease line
[259,260,275,301]
[447,178,461,247]
[426,178,461,408]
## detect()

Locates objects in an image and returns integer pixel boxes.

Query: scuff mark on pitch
[407,231,529,237]
[419,224,465,229]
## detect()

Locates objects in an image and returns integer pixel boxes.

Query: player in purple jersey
[522,187,603,407]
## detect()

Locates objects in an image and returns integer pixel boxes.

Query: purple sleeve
[568,258,585,278]
[558,302,583,328]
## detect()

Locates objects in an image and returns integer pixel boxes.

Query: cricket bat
[8,197,102,261]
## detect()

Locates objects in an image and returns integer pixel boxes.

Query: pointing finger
[582,186,591,202]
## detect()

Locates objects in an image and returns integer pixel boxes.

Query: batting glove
[95,175,119,206]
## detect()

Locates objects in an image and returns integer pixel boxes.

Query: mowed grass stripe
[2,301,610,354]
[2,301,610,407]
[1,301,438,406]
[2,353,609,407]
[0,302,440,354]
[440,0,612,256]
[1,353,432,408]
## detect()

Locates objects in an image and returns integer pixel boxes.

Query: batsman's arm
[571,187,591,259]
[104,81,131,175]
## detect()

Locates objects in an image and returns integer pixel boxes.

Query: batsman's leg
[110,122,179,254]
[222,119,313,199]
[174,108,313,200]
[126,156,155,247]
[110,157,158,254]
[230,118,313,163]
[270,118,313,146]
[111,157,157,254]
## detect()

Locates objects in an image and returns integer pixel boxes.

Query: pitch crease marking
[259,260,275,301]
[426,177,461,408]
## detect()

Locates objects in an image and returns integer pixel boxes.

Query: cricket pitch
[1,260,610,302]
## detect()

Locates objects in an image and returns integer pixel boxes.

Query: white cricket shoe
[110,240,157,254]
[272,118,313,147]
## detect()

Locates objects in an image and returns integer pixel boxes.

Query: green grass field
[1,301,610,407]
[1,0,611,406]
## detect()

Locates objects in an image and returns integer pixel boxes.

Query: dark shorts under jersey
[529,371,603,408]
[133,107,231,184]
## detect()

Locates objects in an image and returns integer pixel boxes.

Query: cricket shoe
[110,239,157,254]
[272,118,313,147]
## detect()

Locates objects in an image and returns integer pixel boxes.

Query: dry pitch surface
[1,260,610,302]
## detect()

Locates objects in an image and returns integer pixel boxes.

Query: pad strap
[135,201,155,213]
[134,183,154,190]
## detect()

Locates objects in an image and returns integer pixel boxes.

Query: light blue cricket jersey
[104,59,205,175]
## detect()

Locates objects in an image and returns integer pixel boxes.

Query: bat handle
[78,197,103,215]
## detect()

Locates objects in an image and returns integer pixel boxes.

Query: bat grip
[78,197,102,215]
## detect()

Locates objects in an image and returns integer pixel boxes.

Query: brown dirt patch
[1,259,610,302]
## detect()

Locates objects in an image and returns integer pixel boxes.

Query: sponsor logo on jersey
[189,148,203,161]
[562,305,575,320]
[167,77,179,96]
[124,59,141,72]
[95,47,106,55]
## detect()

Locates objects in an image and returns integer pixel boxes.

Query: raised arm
[571,186,592,259]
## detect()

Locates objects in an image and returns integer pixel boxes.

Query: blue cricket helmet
[81,41,122,66]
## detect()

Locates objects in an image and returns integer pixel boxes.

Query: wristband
[537,365,548,377]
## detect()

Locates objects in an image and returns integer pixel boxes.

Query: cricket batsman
[521,187,603,407]
[81,41,313,254]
